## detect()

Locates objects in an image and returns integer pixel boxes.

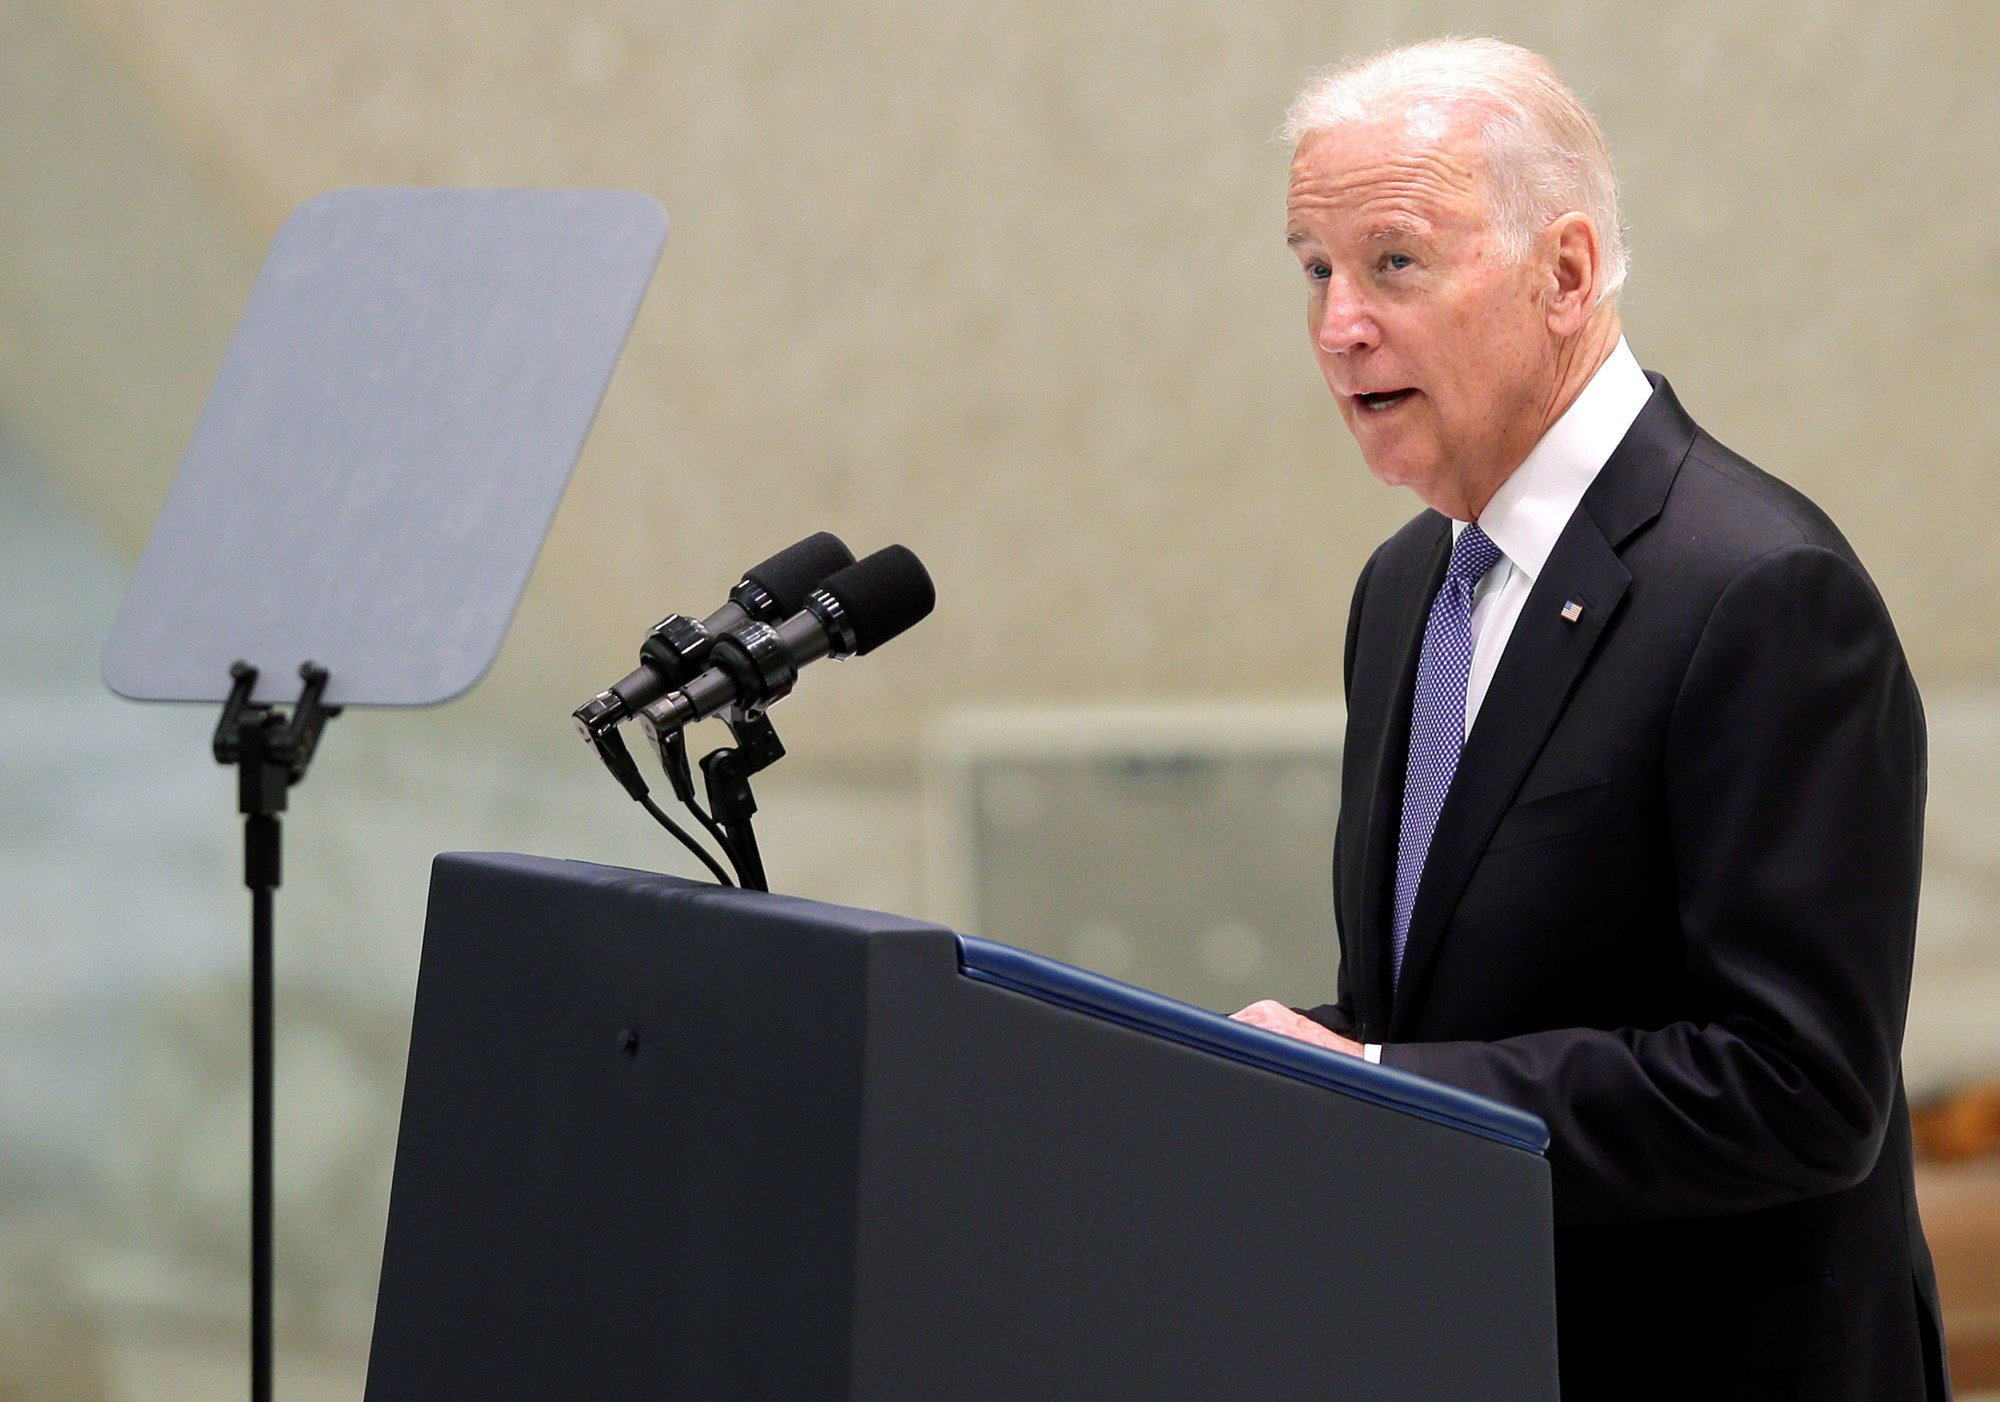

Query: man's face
[1286,109,1559,514]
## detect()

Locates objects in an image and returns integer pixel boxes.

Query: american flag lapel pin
[1560,599,1585,623]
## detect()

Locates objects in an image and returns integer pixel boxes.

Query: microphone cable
[637,792,735,888]
[660,727,747,884]
[587,725,735,886]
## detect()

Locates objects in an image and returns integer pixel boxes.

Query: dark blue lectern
[364,853,1559,1400]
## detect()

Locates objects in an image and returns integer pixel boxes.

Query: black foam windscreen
[742,532,856,616]
[819,545,936,655]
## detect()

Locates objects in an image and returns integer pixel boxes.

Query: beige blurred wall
[6,0,1998,763]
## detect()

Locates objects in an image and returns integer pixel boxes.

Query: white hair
[1282,37,1628,305]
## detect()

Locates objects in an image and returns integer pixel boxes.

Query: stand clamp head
[212,662,343,818]
[276,662,340,780]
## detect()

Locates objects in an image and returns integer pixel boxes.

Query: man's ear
[1544,213,1601,335]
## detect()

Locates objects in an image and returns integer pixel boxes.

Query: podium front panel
[366,854,1557,1401]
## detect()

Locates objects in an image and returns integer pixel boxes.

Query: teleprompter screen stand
[367,853,1561,1401]
[102,188,669,1401]
[210,659,339,1398]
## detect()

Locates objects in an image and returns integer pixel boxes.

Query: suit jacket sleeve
[1383,543,1925,1226]
[1300,548,1381,1040]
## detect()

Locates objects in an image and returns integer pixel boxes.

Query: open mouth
[1355,389,1417,413]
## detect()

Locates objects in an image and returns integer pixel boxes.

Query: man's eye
[1306,262,1331,281]
[1381,253,1415,273]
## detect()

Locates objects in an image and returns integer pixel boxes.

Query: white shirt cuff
[1363,1042,1383,1064]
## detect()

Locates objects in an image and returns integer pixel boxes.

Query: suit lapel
[1384,374,1699,1033]
[1388,519,1629,1031]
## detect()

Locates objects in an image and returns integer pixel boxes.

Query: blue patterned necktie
[1391,522,1504,991]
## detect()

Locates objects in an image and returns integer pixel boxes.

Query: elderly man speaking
[1230,38,1949,1400]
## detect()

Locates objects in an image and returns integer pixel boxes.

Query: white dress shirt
[1360,338,1653,1064]
[1453,338,1653,734]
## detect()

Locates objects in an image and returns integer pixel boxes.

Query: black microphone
[572,531,855,740]
[637,545,935,737]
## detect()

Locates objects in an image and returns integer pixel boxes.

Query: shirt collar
[1452,337,1653,583]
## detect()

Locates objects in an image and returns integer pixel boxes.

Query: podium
[364,853,1559,1400]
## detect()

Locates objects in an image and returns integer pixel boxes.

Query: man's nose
[1317,282,1380,356]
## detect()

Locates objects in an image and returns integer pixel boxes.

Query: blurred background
[3,0,1996,1395]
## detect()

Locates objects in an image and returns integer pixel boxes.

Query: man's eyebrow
[1362,220,1432,245]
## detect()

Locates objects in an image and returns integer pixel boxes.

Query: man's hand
[1229,999,1365,1057]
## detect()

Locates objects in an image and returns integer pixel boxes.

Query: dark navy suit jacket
[1308,376,1950,1399]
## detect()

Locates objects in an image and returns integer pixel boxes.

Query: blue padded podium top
[957,935,1549,1155]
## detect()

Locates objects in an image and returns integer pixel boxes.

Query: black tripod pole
[247,815,277,1402]
[213,661,337,1402]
